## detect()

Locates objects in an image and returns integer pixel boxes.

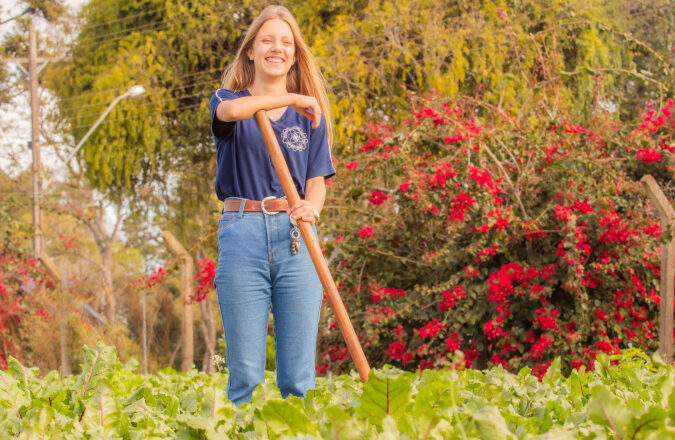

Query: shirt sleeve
[306,115,337,180]
[209,89,238,141]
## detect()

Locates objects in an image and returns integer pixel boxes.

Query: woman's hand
[292,94,321,129]
[288,199,319,224]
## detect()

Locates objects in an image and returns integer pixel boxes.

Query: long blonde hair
[221,5,333,145]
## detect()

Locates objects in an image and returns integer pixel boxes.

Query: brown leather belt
[223,198,289,213]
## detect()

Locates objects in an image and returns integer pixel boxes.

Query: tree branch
[0,8,30,25]
[481,142,530,220]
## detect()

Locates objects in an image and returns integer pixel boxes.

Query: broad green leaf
[625,406,666,440]
[175,413,215,433]
[72,342,119,401]
[80,384,129,438]
[402,370,454,437]
[258,399,318,438]
[471,406,516,440]
[428,419,455,439]
[356,368,412,426]
[318,405,364,439]
[6,357,40,409]
[588,384,631,438]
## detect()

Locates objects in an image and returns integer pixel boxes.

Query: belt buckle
[261,196,280,215]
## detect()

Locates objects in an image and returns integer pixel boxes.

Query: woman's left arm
[289,176,325,224]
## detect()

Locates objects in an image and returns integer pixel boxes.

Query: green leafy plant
[1,343,673,438]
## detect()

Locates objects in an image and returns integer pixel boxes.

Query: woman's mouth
[265,56,285,64]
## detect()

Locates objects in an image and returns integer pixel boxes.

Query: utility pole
[4,14,69,257]
[29,17,43,256]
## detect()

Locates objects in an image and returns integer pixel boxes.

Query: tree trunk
[59,272,72,375]
[100,243,115,324]
[199,298,216,373]
[163,231,194,372]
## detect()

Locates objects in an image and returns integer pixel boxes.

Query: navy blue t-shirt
[209,88,336,201]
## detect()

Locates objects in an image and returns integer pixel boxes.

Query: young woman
[209,5,335,406]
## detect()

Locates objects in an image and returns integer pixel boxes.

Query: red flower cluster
[468,166,502,202]
[533,308,559,331]
[387,340,413,365]
[58,233,78,251]
[133,267,166,290]
[439,286,466,311]
[418,319,447,339]
[636,98,674,138]
[414,107,446,126]
[361,137,384,151]
[530,334,553,359]
[370,286,407,303]
[447,192,476,223]
[357,226,374,240]
[532,360,552,380]
[445,332,461,351]
[483,319,504,340]
[463,345,480,368]
[368,190,390,206]
[636,148,662,163]
[193,258,215,302]
[398,179,412,191]
[598,210,638,244]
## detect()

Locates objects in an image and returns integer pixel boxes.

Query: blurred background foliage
[0,0,672,374]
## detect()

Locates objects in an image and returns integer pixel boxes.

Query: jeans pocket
[218,212,239,234]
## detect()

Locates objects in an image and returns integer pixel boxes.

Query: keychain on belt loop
[290,217,300,255]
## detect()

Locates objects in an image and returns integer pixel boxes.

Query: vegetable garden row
[1,342,673,439]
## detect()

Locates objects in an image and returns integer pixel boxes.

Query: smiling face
[247,18,296,82]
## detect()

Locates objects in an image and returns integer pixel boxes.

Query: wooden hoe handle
[255,110,371,382]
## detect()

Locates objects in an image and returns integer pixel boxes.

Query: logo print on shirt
[281,126,309,152]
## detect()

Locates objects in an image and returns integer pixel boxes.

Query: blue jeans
[214,200,323,406]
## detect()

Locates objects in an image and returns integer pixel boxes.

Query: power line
[72,19,169,50]
[65,3,671,52]
[71,2,237,51]
[56,67,224,108]
[76,5,168,33]
[67,92,212,131]
[55,66,225,104]
[57,80,220,120]
[65,81,218,119]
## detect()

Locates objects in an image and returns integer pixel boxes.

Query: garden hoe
[255,110,371,383]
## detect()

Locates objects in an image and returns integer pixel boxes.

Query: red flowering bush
[193,258,215,302]
[0,229,54,369]
[318,96,673,377]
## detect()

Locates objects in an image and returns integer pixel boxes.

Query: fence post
[162,231,194,372]
[641,175,674,363]
[39,253,72,375]
[141,291,148,374]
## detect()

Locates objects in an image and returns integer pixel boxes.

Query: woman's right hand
[292,94,321,129]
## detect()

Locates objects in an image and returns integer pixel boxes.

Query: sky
[0,0,87,176]
[0,0,128,238]
[0,0,87,19]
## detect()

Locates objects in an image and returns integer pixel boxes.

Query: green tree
[46,0,673,196]
[42,0,673,374]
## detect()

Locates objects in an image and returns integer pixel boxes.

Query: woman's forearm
[304,176,326,213]
[216,94,297,122]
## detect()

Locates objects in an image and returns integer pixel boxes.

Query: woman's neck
[248,77,287,96]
